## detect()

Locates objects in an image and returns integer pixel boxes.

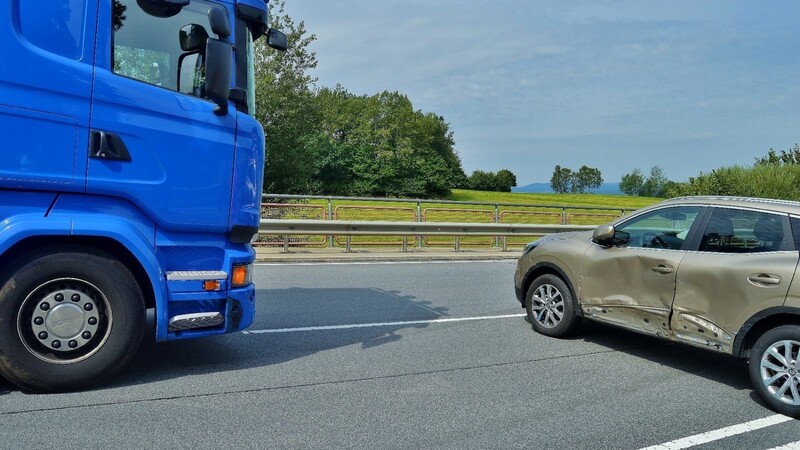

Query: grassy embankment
[262,190,661,248]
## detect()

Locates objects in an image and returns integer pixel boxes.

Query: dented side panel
[516,231,593,300]
[579,245,685,336]
[672,251,799,353]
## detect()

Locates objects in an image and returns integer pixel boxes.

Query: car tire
[748,325,800,418]
[525,274,580,338]
[0,248,145,393]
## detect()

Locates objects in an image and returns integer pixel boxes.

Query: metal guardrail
[260,193,633,250]
[259,219,595,252]
[262,193,636,215]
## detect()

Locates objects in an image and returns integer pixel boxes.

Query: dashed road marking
[768,440,800,450]
[255,260,515,266]
[242,313,527,334]
[639,414,794,450]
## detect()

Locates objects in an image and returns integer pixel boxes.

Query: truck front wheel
[0,249,145,392]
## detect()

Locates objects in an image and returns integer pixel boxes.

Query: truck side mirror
[205,38,232,115]
[179,24,209,52]
[208,7,231,39]
[137,0,189,18]
[266,28,288,51]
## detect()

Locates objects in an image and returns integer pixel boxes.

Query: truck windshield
[112,0,219,100]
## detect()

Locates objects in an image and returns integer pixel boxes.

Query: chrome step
[168,312,224,331]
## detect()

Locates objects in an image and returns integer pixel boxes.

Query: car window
[698,208,787,253]
[617,206,702,250]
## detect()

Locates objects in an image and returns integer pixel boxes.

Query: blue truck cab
[0,0,286,392]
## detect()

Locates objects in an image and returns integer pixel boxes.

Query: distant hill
[512,182,622,195]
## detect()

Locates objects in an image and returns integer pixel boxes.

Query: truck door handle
[748,274,781,286]
[652,265,673,274]
[89,130,131,162]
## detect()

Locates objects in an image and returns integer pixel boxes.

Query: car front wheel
[748,325,800,418]
[525,274,580,337]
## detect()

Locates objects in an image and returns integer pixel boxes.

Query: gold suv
[514,196,800,417]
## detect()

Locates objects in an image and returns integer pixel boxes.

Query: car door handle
[748,274,781,286]
[652,265,673,274]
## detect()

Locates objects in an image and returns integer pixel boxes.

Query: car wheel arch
[523,263,581,317]
[732,306,800,359]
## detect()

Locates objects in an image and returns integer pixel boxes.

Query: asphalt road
[1,260,799,449]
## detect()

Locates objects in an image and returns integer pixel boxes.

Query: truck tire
[0,248,145,392]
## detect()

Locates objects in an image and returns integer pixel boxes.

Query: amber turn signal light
[231,264,251,287]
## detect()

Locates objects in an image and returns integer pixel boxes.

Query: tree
[254,3,468,198]
[573,165,603,193]
[620,166,670,197]
[641,166,668,197]
[550,165,603,193]
[494,169,517,192]
[254,0,322,194]
[619,169,645,196]
[464,169,518,192]
[312,88,466,198]
[550,165,573,194]
[755,144,800,166]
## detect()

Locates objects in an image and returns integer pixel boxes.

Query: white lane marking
[242,313,526,334]
[768,441,800,450]
[255,260,515,266]
[639,414,794,450]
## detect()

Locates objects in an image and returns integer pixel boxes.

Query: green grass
[447,189,660,209]
[259,190,663,249]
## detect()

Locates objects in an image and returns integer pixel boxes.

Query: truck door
[0,0,97,191]
[87,0,236,232]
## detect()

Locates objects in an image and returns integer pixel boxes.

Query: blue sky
[282,1,800,186]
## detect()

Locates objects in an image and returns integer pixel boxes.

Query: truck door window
[111,0,217,96]
[17,0,87,60]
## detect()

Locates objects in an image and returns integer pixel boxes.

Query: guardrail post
[327,197,334,248]
[402,236,408,252]
[494,204,500,248]
[416,201,423,249]
[561,207,567,225]
[454,236,461,252]
[502,236,508,252]
[282,235,290,253]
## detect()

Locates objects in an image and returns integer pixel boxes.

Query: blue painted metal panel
[0,0,97,191]
[235,0,269,11]
[230,112,266,229]
[88,0,236,233]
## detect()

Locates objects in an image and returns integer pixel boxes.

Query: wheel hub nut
[30,288,101,352]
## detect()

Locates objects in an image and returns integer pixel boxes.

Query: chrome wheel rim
[17,278,112,364]
[530,284,564,329]
[759,339,800,406]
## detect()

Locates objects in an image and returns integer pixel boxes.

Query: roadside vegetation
[448,189,657,209]
[260,3,799,204]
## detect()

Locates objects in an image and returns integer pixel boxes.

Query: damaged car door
[671,207,798,353]
[579,206,704,336]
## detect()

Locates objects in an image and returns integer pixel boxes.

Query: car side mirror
[592,224,630,247]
